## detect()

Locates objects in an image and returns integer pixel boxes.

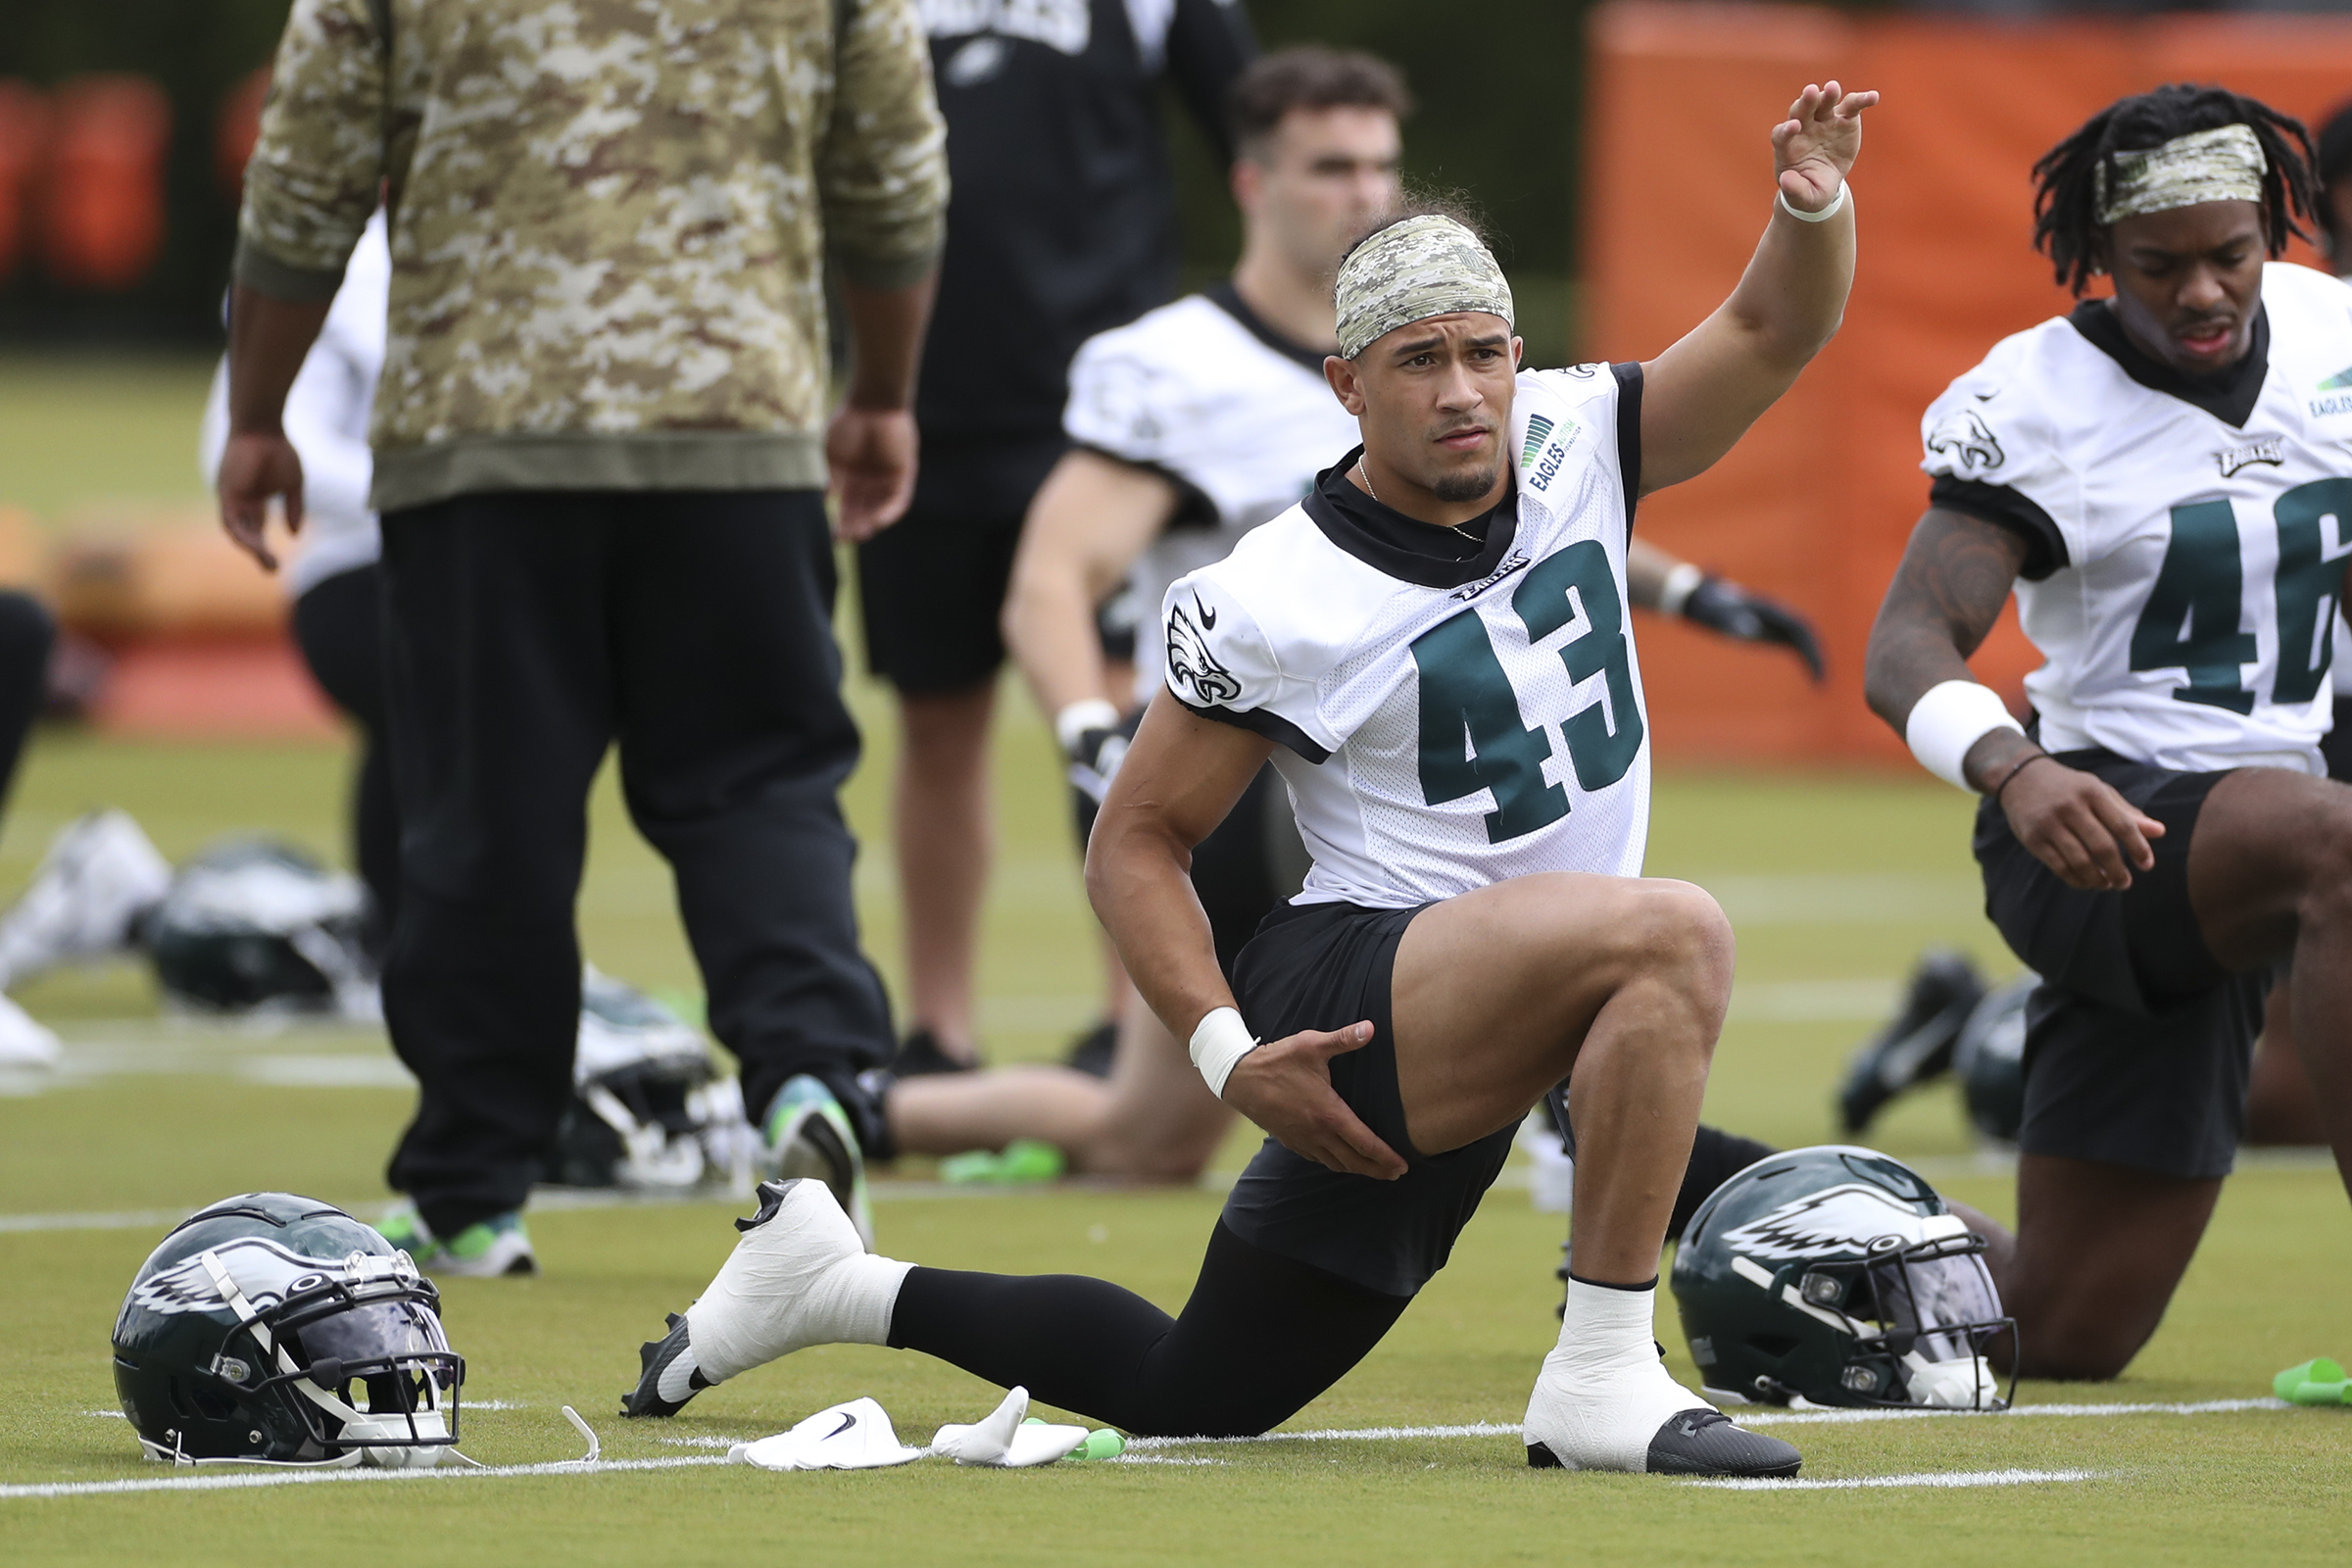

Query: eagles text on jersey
[1922,263,2352,774]
[1158,365,1650,909]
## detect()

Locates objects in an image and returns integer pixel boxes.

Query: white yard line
[1688,1467,2101,1491]
[12,1398,2293,1499]
[0,1454,731,1501]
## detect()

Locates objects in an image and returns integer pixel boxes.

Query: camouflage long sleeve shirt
[236,0,949,511]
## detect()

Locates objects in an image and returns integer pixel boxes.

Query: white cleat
[617,1178,908,1418]
[0,810,172,991]
[1523,1347,1800,1477]
[0,990,60,1068]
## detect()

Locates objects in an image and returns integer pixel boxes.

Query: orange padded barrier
[0,82,47,282]
[40,74,170,291]
[1584,2,2352,765]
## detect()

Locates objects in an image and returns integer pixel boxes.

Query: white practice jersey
[1063,284,1361,697]
[200,210,388,600]
[1921,263,2352,774]
[1161,364,1649,908]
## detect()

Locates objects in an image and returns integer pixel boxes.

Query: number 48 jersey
[1922,263,2352,774]
[1160,365,1649,909]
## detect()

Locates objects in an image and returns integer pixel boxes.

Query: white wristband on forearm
[1188,1006,1258,1100]
[1657,562,1704,618]
[1777,180,1849,223]
[1054,699,1121,757]
[1904,679,2023,792]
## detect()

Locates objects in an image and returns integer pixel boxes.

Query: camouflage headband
[1334,215,1514,360]
[2096,124,2267,225]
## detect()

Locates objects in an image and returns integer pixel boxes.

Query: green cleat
[380,1203,537,1277]
[941,1138,1067,1186]
[765,1074,873,1248]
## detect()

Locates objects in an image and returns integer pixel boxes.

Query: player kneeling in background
[1867,85,2352,1380]
[617,82,1874,1476]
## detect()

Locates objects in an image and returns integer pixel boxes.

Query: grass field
[3,359,2349,1561]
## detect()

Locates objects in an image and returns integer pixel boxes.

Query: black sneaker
[892,1029,978,1078]
[1642,1408,1802,1477]
[620,1312,710,1418]
[1063,1019,1117,1080]
[1835,950,1986,1135]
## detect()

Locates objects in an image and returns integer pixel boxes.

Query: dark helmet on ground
[143,838,376,1016]
[1954,972,2033,1145]
[1671,1145,2011,1412]
[547,968,754,1190]
[111,1193,462,1467]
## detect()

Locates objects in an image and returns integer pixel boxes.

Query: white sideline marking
[1689,1467,2100,1492]
[0,1454,731,1500]
[1104,1455,1225,1467]
[1737,1398,2290,1426]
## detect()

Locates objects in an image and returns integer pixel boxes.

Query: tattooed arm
[1866,509,2161,891]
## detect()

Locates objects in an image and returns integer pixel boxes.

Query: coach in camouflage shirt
[217,0,948,1267]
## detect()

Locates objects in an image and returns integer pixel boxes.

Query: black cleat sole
[1645,1409,1801,1477]
[619,1311,707,1419]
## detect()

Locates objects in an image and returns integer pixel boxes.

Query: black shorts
[2324,697,2352,784]
[856,435,1064,694]
[1219,900,1515,1298]
[1974,747,2264,1179]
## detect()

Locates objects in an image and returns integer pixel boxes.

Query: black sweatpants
[377,490,895,1237]
[291,565,398,959]
[0,591,51,811]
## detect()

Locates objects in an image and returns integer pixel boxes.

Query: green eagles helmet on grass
[111,1193,463,1467]
[1670,1146,2011,1411]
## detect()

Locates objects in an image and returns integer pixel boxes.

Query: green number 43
[1410,542,1644,844]
[2131,478,2352,712]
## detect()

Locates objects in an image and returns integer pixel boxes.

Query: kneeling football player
[618,81,1876,1476]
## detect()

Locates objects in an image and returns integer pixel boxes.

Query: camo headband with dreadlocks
[2095,124,2268,225]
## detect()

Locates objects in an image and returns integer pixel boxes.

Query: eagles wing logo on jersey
[1716,1183,1934,1263]
[127,1237,338,1317]
[1925,409,2004,474]
[1165,595,1242,706]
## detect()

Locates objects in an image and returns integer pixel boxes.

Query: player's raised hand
[216,429,304,573]
[1999,757,2164,892]
[1222,1020,1408,1181]
[1772,80,1877,212]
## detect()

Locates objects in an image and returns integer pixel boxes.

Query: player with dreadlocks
[1866,83,2352,1380]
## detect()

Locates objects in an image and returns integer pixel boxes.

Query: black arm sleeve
[1929,474,2068,581]
[1611,361,1644,537]
[1163,0,1258,164]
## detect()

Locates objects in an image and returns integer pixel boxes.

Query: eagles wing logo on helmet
[1717,1183,1933,1264]
[128,1237,327,1316]
[1165,595,1243,707]
[1925,408,2003,474]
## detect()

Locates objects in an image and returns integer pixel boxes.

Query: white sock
[684,1189,913,1384]
[1523,1277,1711,1472]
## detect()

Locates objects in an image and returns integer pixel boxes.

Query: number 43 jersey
[1922,262,2352,775]
[1160,364,1649,909]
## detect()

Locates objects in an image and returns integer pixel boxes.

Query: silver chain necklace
[1356,458,1481,544]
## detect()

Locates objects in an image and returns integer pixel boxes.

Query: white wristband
[1904,679,2023,792]
[1054,699,1121,757]
[1777,180,1848,223]
[1657,562,1705,618]
[1188,1006,1258,1100]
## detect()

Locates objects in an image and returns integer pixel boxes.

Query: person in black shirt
[856,0,1255,1075]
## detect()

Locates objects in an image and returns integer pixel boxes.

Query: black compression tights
[887,1221,1410,1437]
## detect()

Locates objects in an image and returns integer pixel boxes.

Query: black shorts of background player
[854,0,1255,1076]
[1866,86,2352,1380]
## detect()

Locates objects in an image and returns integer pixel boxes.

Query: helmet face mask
[113,1195,465,1467]
[1673,1146,2015,1412]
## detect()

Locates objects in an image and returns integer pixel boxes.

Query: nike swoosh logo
[1194,592,1217,630]
[825,1411,858,1440]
